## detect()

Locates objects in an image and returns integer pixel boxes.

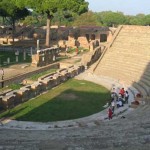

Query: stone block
[73,66,79,76]
[53,73,61,86]
[0,89,13,97]
[31,81,43,96]
[48,77,57,88]
[5,90,21,106]
[31,82,41,96]
[59,72,68,82]
[74,66,80,75]
[2,94,15,109]
[68,67,77,78]
[78,65,85,72]
[22,85,35,99]
[56,68,67,74]
[39,78,50,90]
[57,68,69,81]
[17,87,31,102]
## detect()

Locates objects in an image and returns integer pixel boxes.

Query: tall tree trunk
[46,14,51,47]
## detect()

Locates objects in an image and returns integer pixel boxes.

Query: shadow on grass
[14,89,110,122]
[0,106,28,119]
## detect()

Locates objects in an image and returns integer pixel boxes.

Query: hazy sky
[86,0,150,15]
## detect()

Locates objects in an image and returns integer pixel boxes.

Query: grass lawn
[0,51,31,66]
[0,79,110,122]
[67,47,89,54]
[29,68,57,81]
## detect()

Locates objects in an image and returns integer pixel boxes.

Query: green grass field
[29,69,57,81]
[0,51,31,66]
[0,79,110,122]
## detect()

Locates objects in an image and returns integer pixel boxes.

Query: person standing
[119,88,125,98]
[125,91,129,104]
[108,107,113,120]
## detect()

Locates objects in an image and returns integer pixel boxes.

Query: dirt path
[1,63,38,80]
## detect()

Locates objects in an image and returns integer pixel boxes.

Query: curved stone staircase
[94,25,150,97]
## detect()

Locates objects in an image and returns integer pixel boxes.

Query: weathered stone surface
[2,94,15,109]
[17,86,31,102]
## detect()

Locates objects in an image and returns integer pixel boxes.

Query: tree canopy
[73,11,99,26]
[12,0,89,47]
[0,0,30,45]
[0,0,29,27]
[1,0,150,48]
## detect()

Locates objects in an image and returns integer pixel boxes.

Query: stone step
[132,82,148,96]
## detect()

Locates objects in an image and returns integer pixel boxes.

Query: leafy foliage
[0,0,30,26]
[96,11,126,27]
[73,11,99,26]
[1,1,150,30]
[12,0,89,46]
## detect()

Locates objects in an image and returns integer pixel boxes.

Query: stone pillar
[30,47,33,56]
[37,39,39,50]
[23,51,26,60]
[53,55,56,61]
[16,56,18,62]
[7,58,10,64]
[15,51,19,62]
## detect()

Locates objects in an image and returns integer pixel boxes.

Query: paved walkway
[0,71,137,130]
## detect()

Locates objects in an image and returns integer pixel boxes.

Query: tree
[129,14,146,25]
[73,11,99,26]
[0,0,30,44]
[144,14,150,26]
[13,0,89,47]
[96,11,126,27]
[22,12,47,26]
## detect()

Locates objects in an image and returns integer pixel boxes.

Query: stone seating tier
[94,25,150,97]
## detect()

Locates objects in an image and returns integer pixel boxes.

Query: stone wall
[31,47,60,67]
[0,63,59,87]
[81,40,105,66]
[0,65,85,110]
[58,26,114,49]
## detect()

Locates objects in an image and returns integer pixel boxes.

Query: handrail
[92,25,123,73]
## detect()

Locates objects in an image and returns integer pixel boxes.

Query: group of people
[108,87,129,120]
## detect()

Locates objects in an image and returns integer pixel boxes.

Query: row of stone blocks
[0,65,85,110]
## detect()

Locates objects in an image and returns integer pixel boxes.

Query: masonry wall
[0,65,85,110]
[0,63,59,87]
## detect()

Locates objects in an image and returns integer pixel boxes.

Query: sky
[85,0,150,15]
